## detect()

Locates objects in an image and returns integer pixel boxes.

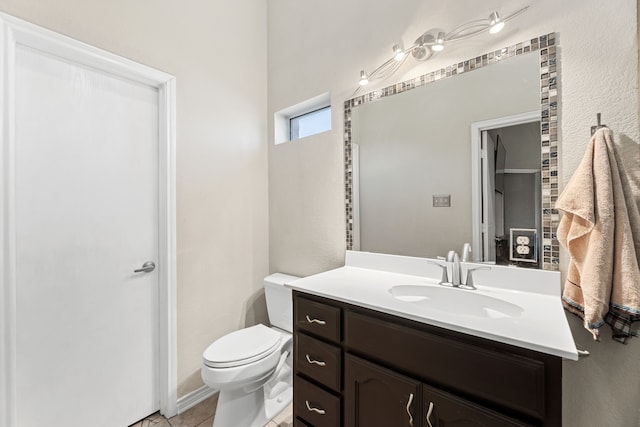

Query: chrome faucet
[428,252,462,287]
[447,251,462,287]
[446,250,462,286]
[428,249,490,290]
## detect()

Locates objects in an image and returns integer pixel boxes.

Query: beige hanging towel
[556,128,640,342]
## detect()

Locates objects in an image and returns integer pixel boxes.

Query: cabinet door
[423,384,533,427]
[345,354,421,427]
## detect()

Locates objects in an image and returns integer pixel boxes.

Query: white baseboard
[176,385,217,415]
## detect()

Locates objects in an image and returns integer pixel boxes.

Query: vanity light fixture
[356,6,529,92]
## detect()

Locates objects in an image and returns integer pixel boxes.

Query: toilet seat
[203,324,283,368]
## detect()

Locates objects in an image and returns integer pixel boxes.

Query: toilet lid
[203,324,282,368]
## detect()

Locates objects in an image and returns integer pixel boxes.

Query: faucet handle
[465,266,491,289]
[426,260,449,284]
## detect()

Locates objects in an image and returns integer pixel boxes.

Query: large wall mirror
[344,34,559,270]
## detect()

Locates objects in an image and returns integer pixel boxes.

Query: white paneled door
[5,21,171,427]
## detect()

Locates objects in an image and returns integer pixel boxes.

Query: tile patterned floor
[129,394,293,427]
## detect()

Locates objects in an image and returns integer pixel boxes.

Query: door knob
[134,261,156,273]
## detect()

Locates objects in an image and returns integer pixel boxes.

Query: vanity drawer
[344,309,547,421]
[294,376,341,427]
[294,295,341,344]
[295,332,341,391]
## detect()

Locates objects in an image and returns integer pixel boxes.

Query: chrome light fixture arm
[355,6,529,93]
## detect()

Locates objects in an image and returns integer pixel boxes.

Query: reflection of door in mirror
[481,130,497,262]
[480,121,541,268]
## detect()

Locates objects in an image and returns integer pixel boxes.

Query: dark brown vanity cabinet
[292,291,562,427]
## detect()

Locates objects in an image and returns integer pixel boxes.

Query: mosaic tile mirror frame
[343,33,559,270]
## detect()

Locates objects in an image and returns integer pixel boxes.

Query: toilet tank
[264,273,299,333]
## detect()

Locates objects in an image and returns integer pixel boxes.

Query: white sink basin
[389,285,523,319]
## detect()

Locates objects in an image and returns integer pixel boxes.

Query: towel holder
[590,113,608,135]
[563,348,590,360]
[577,348,590,358]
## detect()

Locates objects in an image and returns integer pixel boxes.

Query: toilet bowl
[201,273,299,427]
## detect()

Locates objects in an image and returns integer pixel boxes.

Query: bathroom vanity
[287,252,578,427]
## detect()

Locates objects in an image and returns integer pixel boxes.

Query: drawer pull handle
[305,354,327,366]
[305,315,326,325]
[406,393,414,426]
[426,401,434,427]
[305,400,326,415]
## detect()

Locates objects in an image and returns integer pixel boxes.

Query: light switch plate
[433,194,451,207]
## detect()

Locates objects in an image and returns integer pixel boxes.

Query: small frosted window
[290,106,331,141]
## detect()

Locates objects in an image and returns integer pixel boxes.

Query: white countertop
[287,251,579,360]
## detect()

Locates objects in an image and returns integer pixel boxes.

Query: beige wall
[268,0,640,426]
[0,0,269,398]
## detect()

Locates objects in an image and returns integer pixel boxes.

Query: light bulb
[431,32,445,52]
[489,12,505,34]
[392,44,405,61]
[359,70,369,86]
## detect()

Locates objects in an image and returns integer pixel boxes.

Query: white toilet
[201,273,299,427]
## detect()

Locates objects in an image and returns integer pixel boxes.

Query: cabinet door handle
[406,393,414,426]
[305,354,327,366]
[425,401,434,427]
[305,315,326,325]
[305,400,326,415]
